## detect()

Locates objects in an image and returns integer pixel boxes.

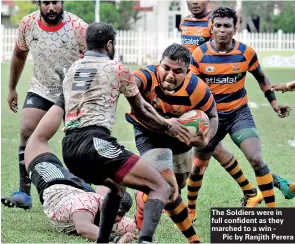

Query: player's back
[63,53,130,132]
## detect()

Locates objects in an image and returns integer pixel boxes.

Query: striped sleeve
[245,46,261,72]
[189,47,203,75]
[133,69,153,93]
[193,78,215,114]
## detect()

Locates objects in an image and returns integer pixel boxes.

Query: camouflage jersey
[17,10,88,102]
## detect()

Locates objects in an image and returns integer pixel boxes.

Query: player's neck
[212,39,234,53]
[192,10,208,19]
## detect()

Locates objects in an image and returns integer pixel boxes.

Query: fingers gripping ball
[178,110,210,135]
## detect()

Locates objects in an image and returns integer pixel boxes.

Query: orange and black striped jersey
[126,65,215,130]
[190,40,261,114]
[179,11,213,53]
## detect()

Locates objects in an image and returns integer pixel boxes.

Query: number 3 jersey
[17,10,88,103]
[62,52,139,132]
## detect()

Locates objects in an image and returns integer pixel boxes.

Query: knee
[248,154,264,169]
[157,180,171,200]
[192,164,208,176]
[20,123,35,141]
[75,222,90,237]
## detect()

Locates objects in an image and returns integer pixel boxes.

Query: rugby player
[189,6,291,211]
[2,0,88,209]
[126,43,218,243]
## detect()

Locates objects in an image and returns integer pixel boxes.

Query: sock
[165,194,200,242]
[255,165,275,208]
[289,183,295,193]
[139,198,165,243]
[222,157,256,196]
[18,146,31,195]
[187,171,203,212]
[96,192,122,243]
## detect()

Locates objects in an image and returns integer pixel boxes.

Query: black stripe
[164,195,182,211]
[248,53,258,68]
[188,204,196,209]
[182,226,196,238]
[190,56,199,68]
[141,69,153,92]
[186,74,198,96]
[188,185,201,192]
[264,195,275,204]
[189,174,203,181]
[232,170,243,179]
[154,86,192,106]
[199,43,208,54]
[237,42,247,54]
[243,189,257,195]
[201,54,246,64]
[238,180,250,187]
[213,88,247,104]
[196,87,211,108]
[169,208,189,223]
[258,182,274,191]
[225,160,238,172]
[254,165,270,176]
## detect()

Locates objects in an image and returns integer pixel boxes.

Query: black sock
[139,199,165,243]
[96,191,122,243]
[18,146,31,195]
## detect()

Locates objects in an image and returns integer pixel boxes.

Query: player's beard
[41,9,64,25]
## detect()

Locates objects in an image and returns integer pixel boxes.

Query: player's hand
[272,104,292,118]
[119,232,137,243]
[164,118,192,144]
[7,89,18,113]
[188,130,209,148]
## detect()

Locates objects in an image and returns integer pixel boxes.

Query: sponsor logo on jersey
[205,66,215,73]
[205,75,241,84]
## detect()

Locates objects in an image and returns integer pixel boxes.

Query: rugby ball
[178,110,210,135]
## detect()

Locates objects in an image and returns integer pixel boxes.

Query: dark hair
[212,6,238,26]
[86,22,116,51]
[119,191,132,213]
[161,43,190,66]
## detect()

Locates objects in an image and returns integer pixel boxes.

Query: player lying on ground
[126,43,219,243]
[271,81,295,92]
[25,143,138,243]
[189,6,291,212]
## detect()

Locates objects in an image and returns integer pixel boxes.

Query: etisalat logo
[181,36,205,45]
[205,73,243,84]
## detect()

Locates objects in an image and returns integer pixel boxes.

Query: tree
[272,2,295,33]
[10,1,38,25]
[64,1,95,24]
[117,1,141,30]
[100,2,120,29]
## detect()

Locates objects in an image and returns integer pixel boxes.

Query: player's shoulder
[235,40,256,55]
[19,10,39,27]
[64,11,88,28]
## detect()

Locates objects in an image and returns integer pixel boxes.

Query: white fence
[1,25,295,65]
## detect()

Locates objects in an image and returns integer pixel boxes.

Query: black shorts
[23,92,54,111]
[134,125,192,156]
[62,125,139,185]
[196,104,260,153]
[28,152,94,204]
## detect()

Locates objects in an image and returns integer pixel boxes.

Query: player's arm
[24,96,65,167]
[127,94,191,143]
[189,48,202,75]
[8,44,29,113]
[251,68,291,118]
[271,81,295,93]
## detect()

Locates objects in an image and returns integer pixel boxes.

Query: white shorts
[43,184,137,235]
[173,149,193,174]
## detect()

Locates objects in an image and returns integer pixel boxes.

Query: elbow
[75,225,91,238]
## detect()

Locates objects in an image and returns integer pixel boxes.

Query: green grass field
[1,62,295,243]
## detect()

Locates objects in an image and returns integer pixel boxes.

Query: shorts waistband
[65,125,110,136]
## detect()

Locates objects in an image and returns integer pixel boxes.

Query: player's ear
[233,26,237,35]
[106,40,113,52]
